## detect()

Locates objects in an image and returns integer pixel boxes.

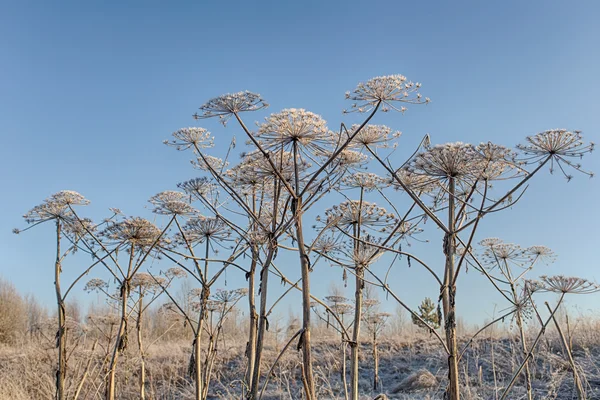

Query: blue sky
[1,1,599,324]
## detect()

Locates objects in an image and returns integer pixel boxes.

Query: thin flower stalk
[18,191,91,400]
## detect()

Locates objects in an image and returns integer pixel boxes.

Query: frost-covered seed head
[345,75,429,114]
[23,191,89,224]
[84,278,108,293]
[178,216,232,244]
[538,275,600,294]
[341,172,387,191]
[196,91,268,125]
[348,124,400,148]
[100,217,163,250]
[165,267,187,279]
[526,246,556,264]
[165,127,214,151]
[192,155,228,172]
[131,273,165,291]
[256,108,332,154]
[177,177,215,198]
[517,129,594,180]
[149,191,196,216]
[323,200,397,232]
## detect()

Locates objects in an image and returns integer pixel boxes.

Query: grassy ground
[1,326,599,400]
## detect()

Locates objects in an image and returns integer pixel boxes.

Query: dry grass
[1,320,600,400]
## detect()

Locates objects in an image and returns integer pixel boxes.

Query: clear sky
[1,1,599,324]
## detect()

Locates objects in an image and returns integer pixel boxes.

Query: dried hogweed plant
[172,80,427,399]
[16,191,102,400]
[362,123,593,399]
[16,74,597,400]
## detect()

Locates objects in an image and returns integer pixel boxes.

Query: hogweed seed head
[325,295,349,305]
[196,91,268,125]
[526,246,556,265]
[213,288,248,304]
[340,172,388,191]
[177,177,215,198]
[483,243,528,265]
[409,142,481,180]
[149,191,197,216]
[389,169,436,194]
[256,108,332,154]
[517,129,594,179]
[50,190,90,206]
[538,275,600,294]
[164,267,187,279]
[100,217,164,251]
[479,238,503,248]
[312,236,341,255]
[329,149,369,169]
[192,155,228,172]
[332,302,353,316]
[84,278,108,293]
[348,124,401,148]
[23,190,89,225]
[177,216,232,244]
[408,141,519,185]
[345,75,429,113]
[323,200,397,232]
[165,127,214,151]
[365,312,391,328]
[362,298,380,309]
[131,273,165,291]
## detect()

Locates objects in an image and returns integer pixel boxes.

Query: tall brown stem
[106,245,134,400]
[249,247,277,399]
[443,177,460,400]
[294,206,316,399]
[55,220,66,400]
[372,326,379,391]
[291,141,316,399]
[137,289,146,400]
[350,189,364,400]
[245,249,258,393]
[194,238,211,400]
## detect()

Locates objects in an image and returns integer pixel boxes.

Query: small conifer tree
[411,297,440,330]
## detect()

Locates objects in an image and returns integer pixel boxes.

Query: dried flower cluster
[320,200,397,232]
[149,191,196,216]
[341,172,387,191]
[348,124,401,148]
[100,217,163,250]
[23,190,89,224]
[255,108,332,154]
[518,129,595,180]
[537,275,600,294]
[164,127,214,151]
[195,91,268,125]
[345,74,429,113]
[177,216,232,244]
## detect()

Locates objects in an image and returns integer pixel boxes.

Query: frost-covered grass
[2,323,600,400]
